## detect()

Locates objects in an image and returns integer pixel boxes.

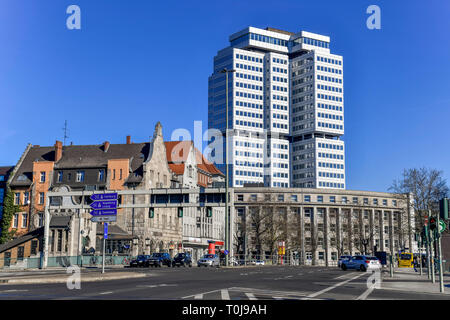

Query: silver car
[341,255,381,271]
[197,254,220,267]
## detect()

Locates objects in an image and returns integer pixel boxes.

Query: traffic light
[206,207,212,217]
[440,198,449,220]
[430,217,437,230]
[149,207,154,218]
[177,207,183,218]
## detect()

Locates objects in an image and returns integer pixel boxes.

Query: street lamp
[220,68,235,267]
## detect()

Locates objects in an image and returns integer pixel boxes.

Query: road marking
[0,289,28,293]
[304,273,365,299]
[99,291,113,295]
[356,287,374,300]
[182,288,225,299]
[245,292,257,300]
[335,272,357,280]
[221,289,230,300]
[273,296,283,300]
[194,294,203,299]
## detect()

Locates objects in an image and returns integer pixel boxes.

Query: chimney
[55,140,63,162]
[103,141,110,152]
[126,135,131,144]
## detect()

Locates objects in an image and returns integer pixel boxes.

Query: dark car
[147,252,173,267]
[172,252,192,267]
[129,255,151,268]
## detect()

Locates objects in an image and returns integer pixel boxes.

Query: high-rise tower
[208,27,345,189]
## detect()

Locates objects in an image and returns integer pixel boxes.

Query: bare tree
[262,207,286,261]
[390,168,448,231]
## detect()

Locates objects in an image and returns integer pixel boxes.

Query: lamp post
[220,68,235,267]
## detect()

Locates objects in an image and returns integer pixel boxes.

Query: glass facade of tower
[208,27,345,189]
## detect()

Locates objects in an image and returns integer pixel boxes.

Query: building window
[67,173,72,181]
[304,195,311,202]
[331,252,337,261]
[353,197,358,204]
[329,196,336,203]
[98,169,105,181]
[38,212,44,227]
[22,214,28,228]
[14,193,20,205]
[17,246,24,261]
[13,214,19,228]
[57,230,63,252]
[278,195,284,202]
[363,198,368,205]
[383,199,387,206]
[23,192,29,205]
[40,171,46,182]
[57,171,63,182]
[317,195,323,203]
[39,192,45,205]
[341,196,347,204]
[76,171,85,182]
[237,194,244,201]
[373,199,378,205]
[291,195,298,202]
[31,240,38,255]
[113,169,116,180]
[120,169,123,180]
[250,194,257,201]
[318,252,324,260]
[392,200,397,207]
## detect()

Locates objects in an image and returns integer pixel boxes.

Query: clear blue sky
[0,0,449,192]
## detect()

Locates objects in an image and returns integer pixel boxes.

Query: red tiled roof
[194,147,224,176]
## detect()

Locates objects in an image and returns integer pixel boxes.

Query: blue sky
[0,0,449,192]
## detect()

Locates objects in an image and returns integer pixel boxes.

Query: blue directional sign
[104,223,108,239]
[90,200,117,209]
[90,209,117,216]
[224,250,229,256]
[90,193,118,201]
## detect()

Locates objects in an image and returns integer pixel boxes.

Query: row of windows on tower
[318,143,344,150]
[273,172,289,178]
[235,110,263,119]
[236,72,263,82]
[318,103,343,112]
[318,181,344,188]
[317,75,342,84]
[318,162,344,169]
[273,182,289,188]
[235,161,263,168]
[273,95,288,101]
[273,85,288,92]
[235,141,263,148]
[317,122,343,130]
[272,144,288,150]
[236,100,263,110]
[235,170,263,178]
[318,94,343,102]
[273,113,288,120]
[318,172,344,179]
[273,104,288,111]
[317,84,342,93]
[273,67,287,74]
[273,76,287,83]
[316,56,342,65]
[236,91,263,100]
[273,123,288,129]
[318,113,343,121]
[317,65,342,74]
[235,151,263,158]
[235,120,263,128]
[236,82,263,91]
[236,63,263,72]
[235,53,263,63]
[318,152,344,160]
[272,57,288,65]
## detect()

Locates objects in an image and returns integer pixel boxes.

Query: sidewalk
[0,267,148,285]
[380,267,450,295]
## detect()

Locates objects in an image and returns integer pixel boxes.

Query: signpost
[88,193,118,274]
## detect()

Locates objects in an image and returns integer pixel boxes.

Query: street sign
[104,223,108,239]
[90,200,117,209]
[91,193,118,201]
[439,220,446,233]
[90,209,117,216]
[224,250,229,255]
[91,216,117,223]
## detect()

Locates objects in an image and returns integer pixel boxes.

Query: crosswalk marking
[221,289,230,300]
[304,273,365,299]
[245,292,257,300]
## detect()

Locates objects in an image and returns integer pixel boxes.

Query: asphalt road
[0,265,449,300]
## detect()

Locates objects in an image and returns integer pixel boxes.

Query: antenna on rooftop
[63,120,69,146]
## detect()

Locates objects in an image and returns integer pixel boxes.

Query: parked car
[147,252,173,267]
[341,255,381,271]
[197,254,220,267]
[338,255,352,268]
[172,252,192,267]
[250,260,265,265]
[129,255,151,268]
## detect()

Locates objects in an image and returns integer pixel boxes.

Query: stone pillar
[336,207,342,258]
[300,205,305,265]
[348,209,353,255]
[370,209,375,255]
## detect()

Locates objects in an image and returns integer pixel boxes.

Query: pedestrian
[413,256,418,272]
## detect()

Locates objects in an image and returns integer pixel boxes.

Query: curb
[0,272,148,285]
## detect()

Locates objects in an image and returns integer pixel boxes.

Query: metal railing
[0,255,134,270]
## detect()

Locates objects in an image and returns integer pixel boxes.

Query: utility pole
[429,213,436,283]
[63,120,69,146]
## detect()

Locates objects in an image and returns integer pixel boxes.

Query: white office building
[208,27,345,189]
